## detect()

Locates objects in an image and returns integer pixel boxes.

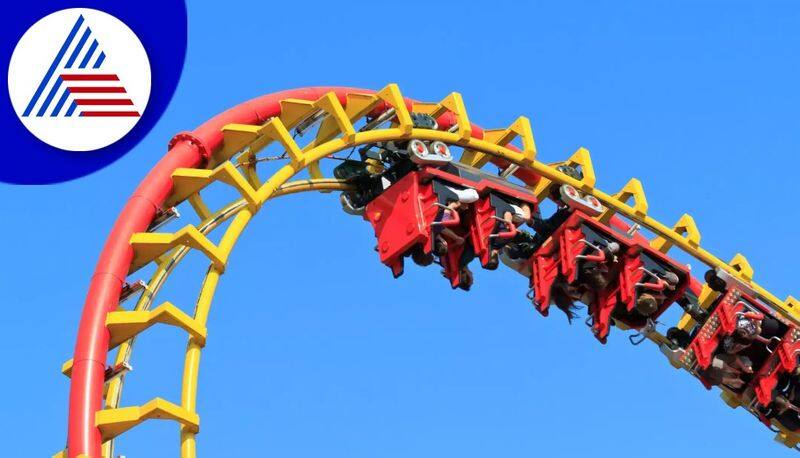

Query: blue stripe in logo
[64,27,91,69]
[22,15,84,117]
[79,39,98,69]
[93,51,106,69]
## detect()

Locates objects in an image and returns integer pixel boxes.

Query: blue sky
[2,0,799,456]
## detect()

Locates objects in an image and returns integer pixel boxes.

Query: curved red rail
[69,87,362,457]
[66,86,689,456]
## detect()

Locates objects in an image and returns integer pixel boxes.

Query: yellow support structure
[650,213,701,253]
[375,83,413,135]
[429,92,472,140]
[165,168,214,208]
[167,162,258,209]
[306,92,356,179]
[775,426,800,448]
[219,117,305,165]
[130,225,226,272]
[462,116,535,169]
[344,92,379,120]
[61,358,74,378]
[314,92,356,144]
[52,450,89,458]
[96,398,199,442]
[720,390,741,409]
[787,296,800,312]
[677,284,719,331]
[729,253,754,282]
[676,252,752,330]
[218,123,261,162]
[411,101,438,115]
[278,98,317,128]
[212,163,259,207]
[599,177,648,223]
[533,147,595,199]
[187,193,212,220]
[260,117,305,163]
[106,301,207,349]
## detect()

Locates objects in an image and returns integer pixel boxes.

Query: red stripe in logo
[68,87,127,93]
[81,111,141,117]
[75,99,134,106]
[61,74,120,81]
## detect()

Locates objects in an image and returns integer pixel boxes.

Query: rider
[433,186,478,256]
[577,240,621,291]
[526,186,573,254]
[635,270,679,317]
[433,186,479,291]
[487,201,536,268]
[552,240,622,326]
[702,310,772,389]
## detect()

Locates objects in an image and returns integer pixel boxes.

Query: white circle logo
[7,8,151,152]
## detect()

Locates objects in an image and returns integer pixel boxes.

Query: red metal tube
[68,87,361,457]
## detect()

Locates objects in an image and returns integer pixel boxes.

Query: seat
[557,212,628,343]
[753,326,800,408]
[525,211,628,342]
[529,240,560,316]
[681,289,747,371]
[364,171,440,277]
[618,245,689,325]
[469,193,520,268]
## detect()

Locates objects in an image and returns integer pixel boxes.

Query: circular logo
[7,8,151,152]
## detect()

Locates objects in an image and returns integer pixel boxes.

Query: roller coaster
[56,85,800,457]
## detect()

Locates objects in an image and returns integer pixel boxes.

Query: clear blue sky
[2,1,799,456]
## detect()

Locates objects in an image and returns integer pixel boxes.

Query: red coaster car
[364,171,441,278]
[365,163,539,289]
[422,165,538,269]
[680,284,787,394]
[752,326,800,408]
[528,211,689,343]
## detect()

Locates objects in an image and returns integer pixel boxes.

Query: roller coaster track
[56,85,800,457]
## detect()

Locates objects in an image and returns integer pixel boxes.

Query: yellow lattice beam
[314,92,356,143]
[375,83,413,134]
[729,253,754,282]
[461,116,535,169]
[278,98,317,128]
[431,92,472,140]
[130,225,226,272]
[650,213,701,254]
[533,147,596,199]
[599,177,648,223]
[106,301,207,349]
[167,162,258,209]
[96,398,199,442]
